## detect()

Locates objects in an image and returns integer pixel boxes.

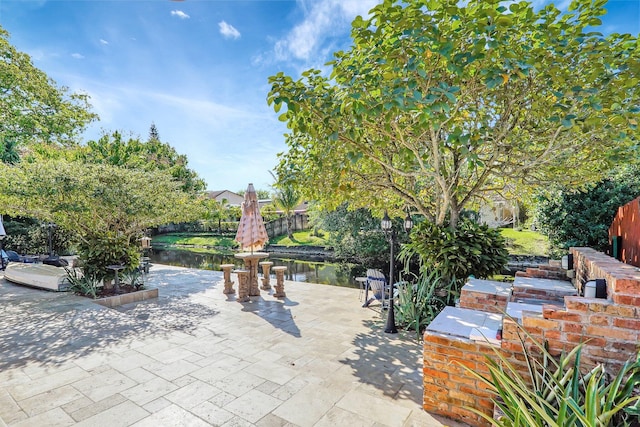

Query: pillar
[260,261,273,290]
[272,266,287,298]
[220,264,236,294]
[235,269,250,302]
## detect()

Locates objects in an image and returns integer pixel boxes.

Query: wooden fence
[264,213,308,238]
[154,213,309,238]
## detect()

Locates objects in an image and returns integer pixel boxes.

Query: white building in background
[206,190,244,207]
[478,197,520,228]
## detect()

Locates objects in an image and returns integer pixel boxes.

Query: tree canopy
[270,171,302,238]
[268,0,640,227]
[0,160,197,241]
[73,130,204,193]
[0,26,97,155]
[534,165,640,255]
[0,159,200,272]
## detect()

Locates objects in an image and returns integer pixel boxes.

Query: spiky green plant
[395,270,455,338]
[65,267,101,299]
[121,267,145,290]
[465,322,640,426]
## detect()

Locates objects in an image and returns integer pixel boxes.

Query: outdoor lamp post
[0,216,6,271]
[381,210,413,334]
[46,223,56,257]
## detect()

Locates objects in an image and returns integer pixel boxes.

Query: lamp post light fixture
[0,216,6,271]
[381,210,413,334]
[46,223,56,257]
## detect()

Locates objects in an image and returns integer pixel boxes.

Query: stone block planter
[93,288,159,308]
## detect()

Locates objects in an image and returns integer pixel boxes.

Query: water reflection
[149,248,361,288]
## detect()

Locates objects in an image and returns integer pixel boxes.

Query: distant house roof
[206,190,244,206]
[261,200,309,214]
[208,190,226,199]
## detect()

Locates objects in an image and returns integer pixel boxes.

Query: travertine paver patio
[0,264,467,427]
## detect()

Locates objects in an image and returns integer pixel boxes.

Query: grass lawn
[152,233,237,249]
[154,228,549,256]
[269,230,329,247]
[152,230,329,249]
[500,228,549,256]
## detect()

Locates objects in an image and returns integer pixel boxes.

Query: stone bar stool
[235,269,250,302]
[220,264,236,294]
[259,261,274,290]
[248,259,261,297]
[272,266,287,298]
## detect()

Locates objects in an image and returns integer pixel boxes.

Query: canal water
[149,248,362,288]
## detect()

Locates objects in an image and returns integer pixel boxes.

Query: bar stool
[272,266,287,298]
[235,269,250,302]
[259,261,273,290]
[220,264,235,294]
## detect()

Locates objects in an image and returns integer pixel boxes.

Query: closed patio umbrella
[235,183,268,252]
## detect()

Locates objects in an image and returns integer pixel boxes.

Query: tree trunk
[449,197,461,229]
[286,214,293,239]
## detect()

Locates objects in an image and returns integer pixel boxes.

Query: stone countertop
[426,306,502,346]
[463,278,512,297]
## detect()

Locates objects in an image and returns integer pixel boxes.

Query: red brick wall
[423,333,500,426]
[571,247,640,307]
[458,290,509,314]
[423,248,640,424]
[609,197,640,267]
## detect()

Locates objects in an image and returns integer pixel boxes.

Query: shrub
[399,218,509,304]
[3,217,73,255]
[534,166,640,255]
[77,233,140,281]
[467,323,640,426]
[315,204,398,268]
[395,270,456,338]
[65,267,101,299]
[121,267,145,290]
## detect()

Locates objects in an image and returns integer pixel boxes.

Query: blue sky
[0,0,638,193]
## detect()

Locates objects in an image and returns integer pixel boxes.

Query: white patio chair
[362,269,390,308]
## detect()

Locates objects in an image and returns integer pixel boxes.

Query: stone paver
[0,265,468,427]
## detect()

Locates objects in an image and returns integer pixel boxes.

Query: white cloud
[71,53,84,59]
[274,0,379,61]
[171,10,190,19]
[219,21,241,39]
[100,39,109,45]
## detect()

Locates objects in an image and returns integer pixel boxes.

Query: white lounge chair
[362,269,390,308]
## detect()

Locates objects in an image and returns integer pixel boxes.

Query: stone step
[512,276,577,303]
[537,264,566,273]
[515,269,568,281]
[548,259,562,268]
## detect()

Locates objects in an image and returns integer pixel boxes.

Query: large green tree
[0,26,97,154]
[77,130,206,193]
[268,0,640,227]
[203,197,229,233]
[0,160,199,275]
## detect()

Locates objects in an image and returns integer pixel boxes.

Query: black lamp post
[47,223,56,257]
[0,216,6,271]
[381,210,413,334]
